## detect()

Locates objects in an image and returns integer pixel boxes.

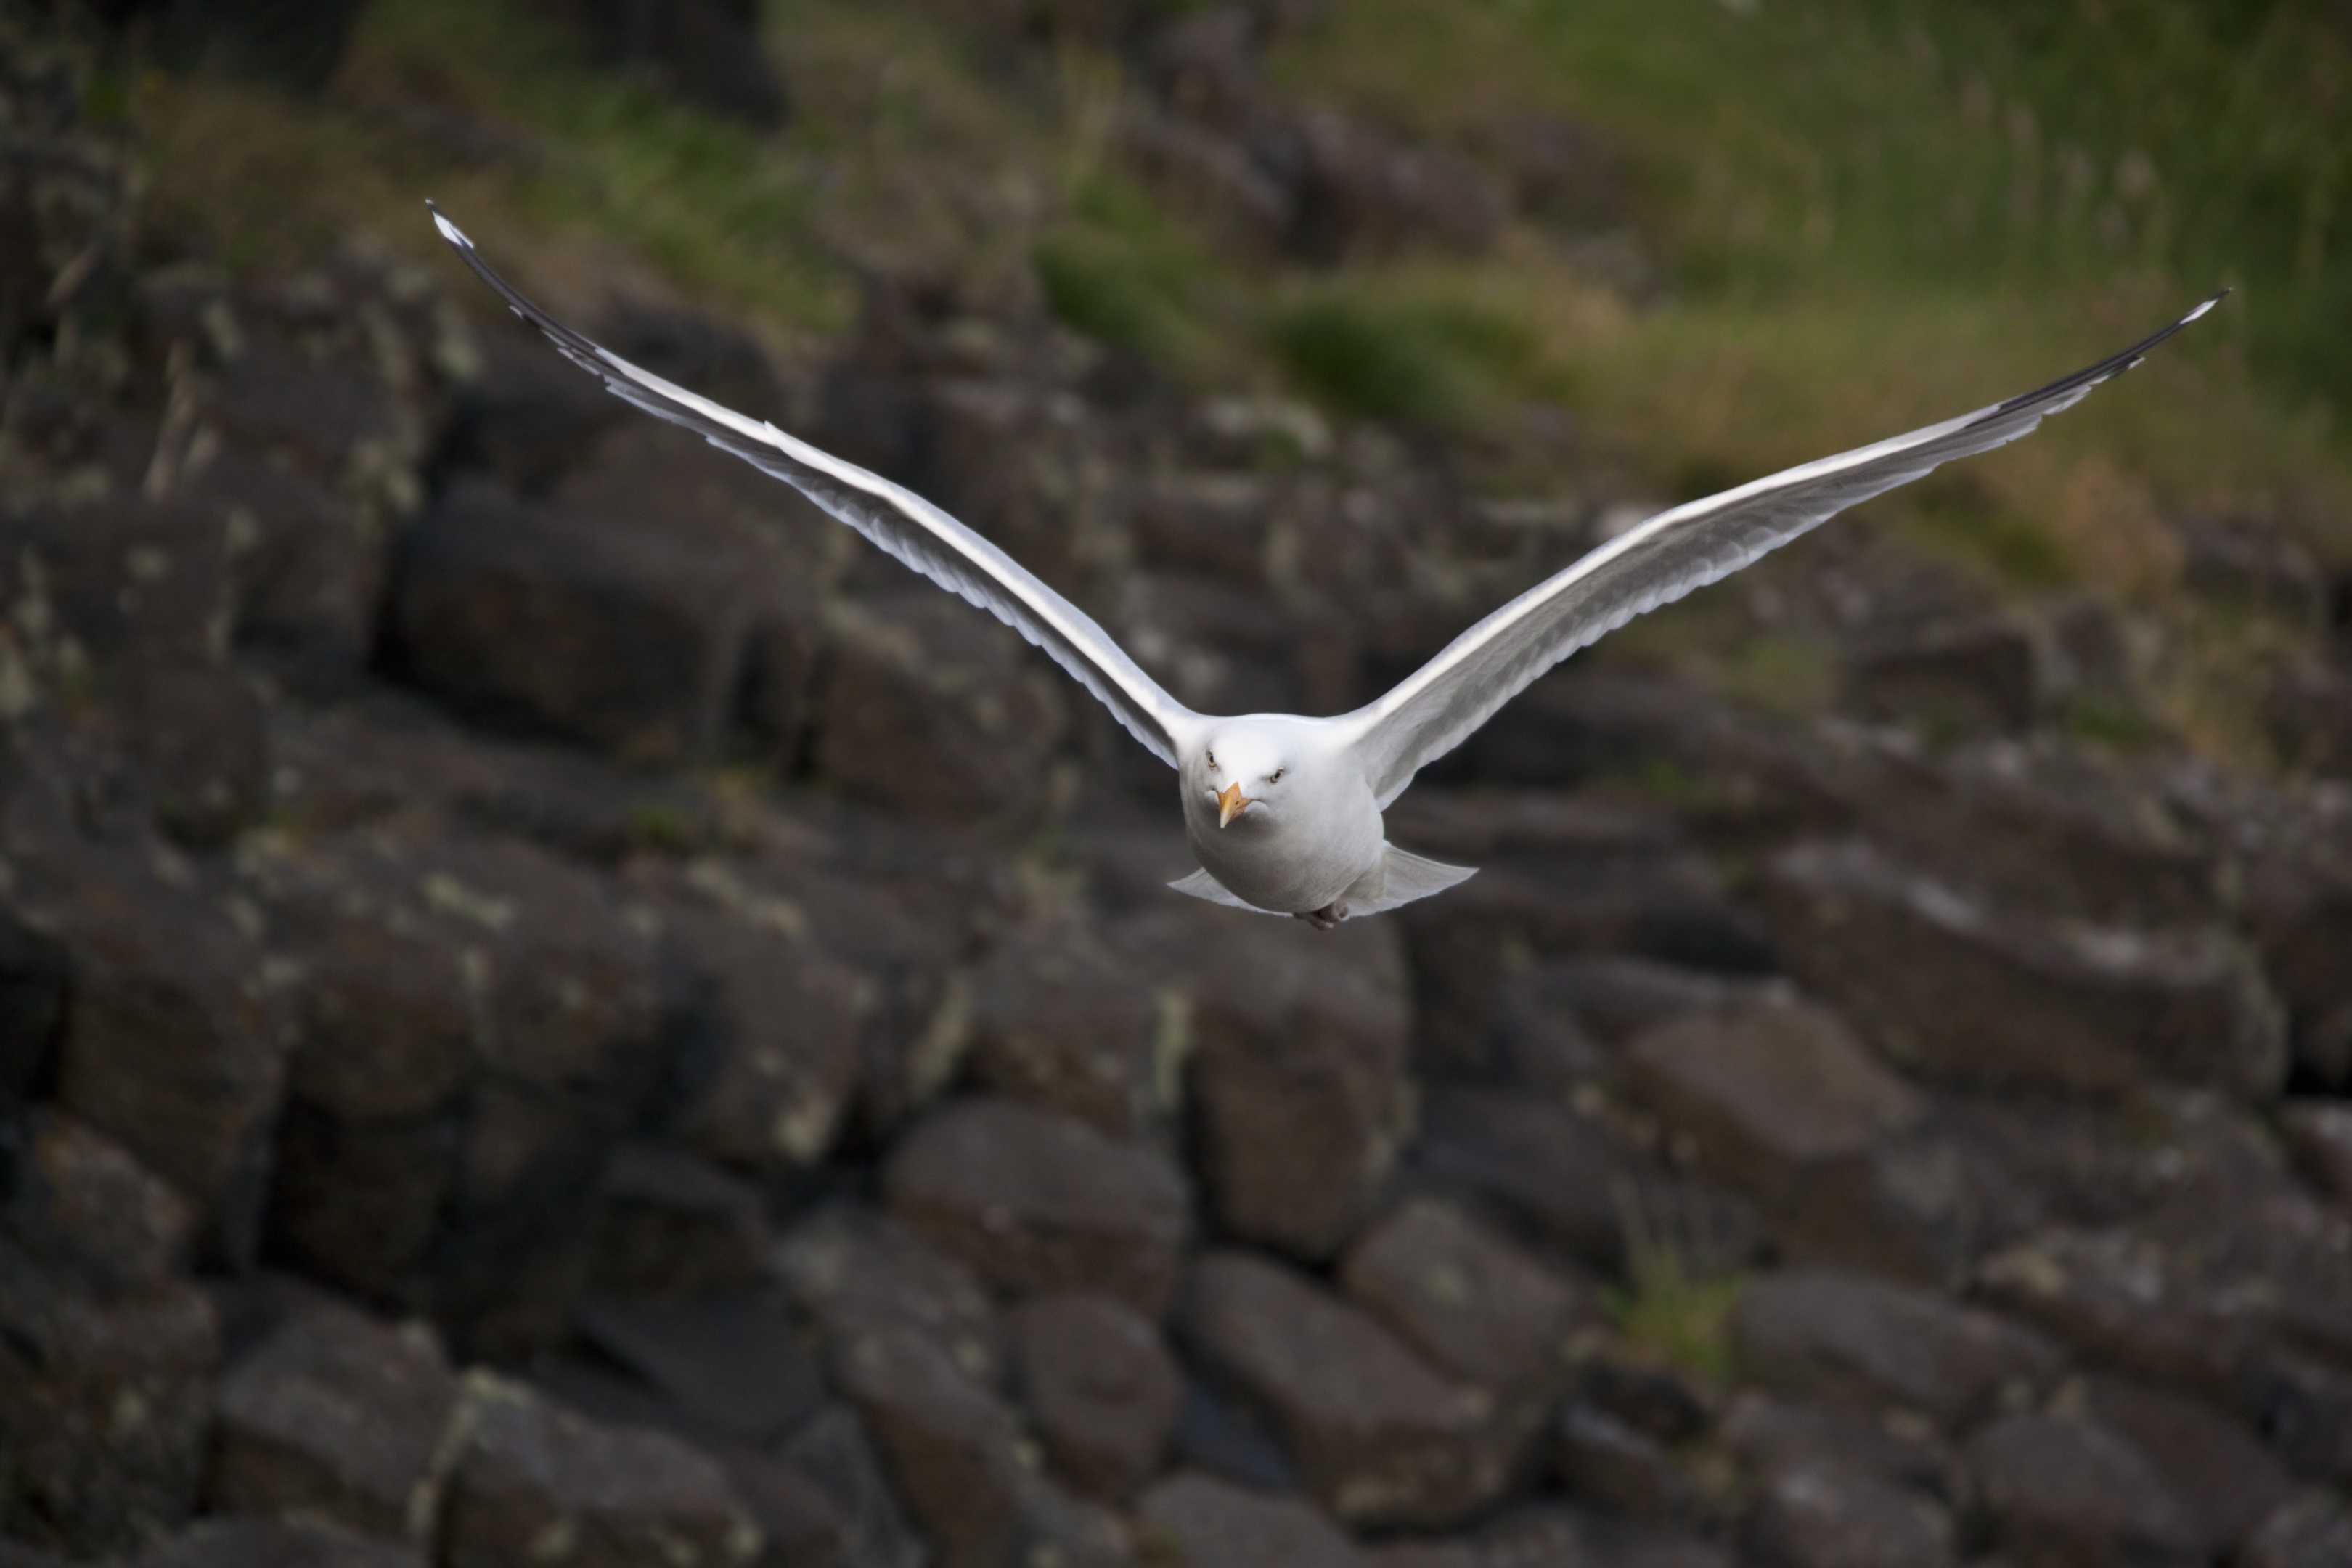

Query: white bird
[429,204,2219,930]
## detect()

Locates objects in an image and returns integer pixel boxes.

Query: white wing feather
[428,204,1201,767]
[1338,293,2226,807]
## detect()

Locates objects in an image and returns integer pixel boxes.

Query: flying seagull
[428,204,2219,929]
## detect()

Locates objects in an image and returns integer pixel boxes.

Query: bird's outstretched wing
[1338,293,2226,807]
[428,203,1201,767]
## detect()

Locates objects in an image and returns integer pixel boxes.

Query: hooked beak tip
[1216,782,1251,828]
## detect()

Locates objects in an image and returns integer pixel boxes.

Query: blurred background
[4,2,2352,1566]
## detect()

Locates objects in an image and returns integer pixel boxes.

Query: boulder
[439,1374,760,1568]
[0,1238,220,1554]
[571,1292,825,1449]
[1976,1228,2263,1405]
[586,1144,770,1299]
[1739,1463,1955,1568]
[1137,1471,1368,1568]
[1760,838,2282,1099]
[1963,1410,2202,1568]
[208,1297,460,1542]
[2079,1374,2295,1559]
[809,590,1069,834]
[1010,1291,1183,1500]
[2280,1100,2352,1208]
[1552,1403,1692,1522]
[1179,1249,1499,1529]
[775,1206,1004,1388]
[2241,1493,2352,1568]
[1340,1196,1597,1453]
[384,480,769,766]
[1731,1270,2062,1430]
[34,845,285,1265]
[965,923,1165,1135]
[125,1519,424,1568]
[635,867,868,1177]
[885,1095,1191,1314]
[1121,908,1413,1259]
[1624,1001,1933,1277]
[831,1326,1130,1568]
[1841,613,2042,739]
[4,1109,192,1295]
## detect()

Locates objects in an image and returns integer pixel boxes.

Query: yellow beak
[1217,782,1253,828]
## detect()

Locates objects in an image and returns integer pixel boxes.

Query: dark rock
[1842,613,2042,739]
[776,1403,928,1568]
[2080,1374,2295,1559]
[916,377,1124,609]
[714,1449,846,1568]
[1121,908,1412,1259]
[208,1296,458,1542]
[0,1238,220,1554]
[1964,1410,2202,1568]
[1340,1196,1598,1454]
[884,1095,1191,1314]
[1365,1543,1481,1568]
[33,845,284,1264]
[1009,1291,1182,1499]
[1179,1249,1499,1528]
[831,1325,1130,1568]
[1169,1376,1300,1495]
[776,1206,1004,1388]
[125,1518,424,1568]
[1732,1270,2062,1429]
[2243,838,2352,1088]
[634,868,867,1177]
[1553,1403,1691,1522]
[1580,1360,1711,1448]
[966,923,1162,1135]
[1624,1001,1930,1275]
[1391,793,1773,1076]
[2279,1101,2352,1207]
[440,1374,761,1568]
[384,479,769,766]
[573,1291,825,1447]
[1136,1470,1368,1568]
[126,663,269,849]
[809,590,1069,834]
[1977,1228,2264,1405]
[1413,1086,1757,1278]
[1479,1503,1734,1568]
[4,1109,192,1294]
[2240,1493,2352,1568]
[587,1144,769,1298]
[1740,1463,1955,1568]
[1498,954,1786,1048]
[1760,838,2283,1099]
[1117,567,1307,717]
[2240,1346,2352,1487]
[193,442,381,685]
[0,907,68,1108]
[1720,1398,1959,1504]
[440,323,632,497]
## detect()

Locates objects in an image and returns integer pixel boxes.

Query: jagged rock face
[4,11,2352,1568]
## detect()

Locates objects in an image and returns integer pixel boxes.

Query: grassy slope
[123,0,2352,764]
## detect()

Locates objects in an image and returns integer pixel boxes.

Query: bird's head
[1197,724,1296,828]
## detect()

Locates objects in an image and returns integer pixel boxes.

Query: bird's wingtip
[2184,288,2231,324]
[427,202,471,250]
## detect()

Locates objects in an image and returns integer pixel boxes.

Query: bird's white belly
[1183,791,1384,914]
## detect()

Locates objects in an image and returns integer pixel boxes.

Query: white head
[1197,722,1297,829]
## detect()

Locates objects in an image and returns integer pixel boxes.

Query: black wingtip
[1975,289,2230,427]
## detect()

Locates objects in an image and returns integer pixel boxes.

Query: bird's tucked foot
[1293,900,1349,931]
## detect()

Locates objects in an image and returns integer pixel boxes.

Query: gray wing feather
[427,203,1200,767]
[1340,293,2226,807]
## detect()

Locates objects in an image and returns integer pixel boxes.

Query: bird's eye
[1206,751,1217,769]
[1269,769,1285,783]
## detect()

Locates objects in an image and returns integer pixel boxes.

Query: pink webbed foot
[1291,900,1349,931]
